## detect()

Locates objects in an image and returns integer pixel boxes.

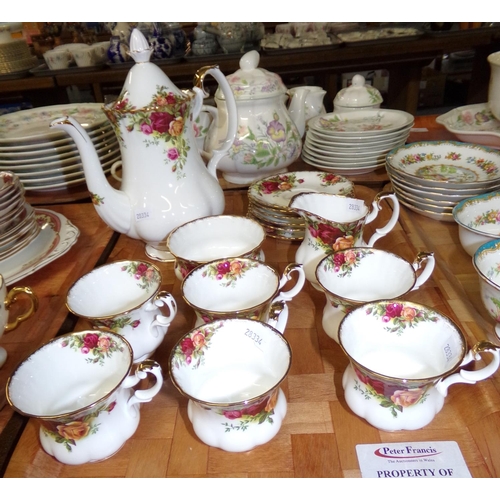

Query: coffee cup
[43,48,72,70]
[66,260,177,363]
[181,257,305,328]
[169,317,291,452]
[316,249,435,342]
[167,215,266,280]
[338,299,500,431]
[6,330,163,465]
[0,274,38,368]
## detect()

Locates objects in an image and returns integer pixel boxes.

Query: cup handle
[4,286,39,333]
[365,191,400,248]
[411,251,435,290]
[275,263,305,301]
[435,340,500,397]
[267,299,289,334]
[149,291,177,338]
[125,359,163,417]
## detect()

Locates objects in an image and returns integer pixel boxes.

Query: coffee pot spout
[50,116,133,236]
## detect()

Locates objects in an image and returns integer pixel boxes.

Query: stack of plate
[302,109,414,175]
[0,103,120,193]
[0,171,40,260]
[247,171,355,240]
[386,141,500,221]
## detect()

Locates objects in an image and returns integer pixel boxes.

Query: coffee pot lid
[116,28,183,108]
[333,74,383,109]
[216,50,288,100]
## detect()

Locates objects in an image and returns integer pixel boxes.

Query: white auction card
[356,441,472,478]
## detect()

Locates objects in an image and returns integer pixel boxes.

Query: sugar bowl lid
[217,50,288,100]
[333,74,383,109]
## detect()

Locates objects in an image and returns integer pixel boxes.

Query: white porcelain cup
[316,248,435,342]
[6,331,163,465]
[167,215,266,280]
[339,300,500,432]
[66,260,177,363]
[169,317,291,452]
[0,274,38,368]
[488,51,500,121]
[71,45,100,67]
[182,257,305,327]
[43,49,72,70]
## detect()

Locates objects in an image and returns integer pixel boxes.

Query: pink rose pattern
[171,322,220,369]
[104,86,190,178]
[121,261,159,291]
[353,364,429,418]
[62,332,124,366]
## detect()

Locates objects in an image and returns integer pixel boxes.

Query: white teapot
[204,50,303,185]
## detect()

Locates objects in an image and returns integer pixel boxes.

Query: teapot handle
[194,65,237,179]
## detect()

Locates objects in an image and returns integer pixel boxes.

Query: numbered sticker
[345,198,364,213]
[135,208,152,222]
[244,328,263,346]
[442,338,455,363]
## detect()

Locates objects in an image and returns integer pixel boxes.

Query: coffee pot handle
[149,291,178,338]
[411,252,435,290]
[193,65,238,179]
[435,340,500,397]
[365,191,400,248]
[124,360,164,417]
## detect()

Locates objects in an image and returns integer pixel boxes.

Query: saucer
[0,208,79,285]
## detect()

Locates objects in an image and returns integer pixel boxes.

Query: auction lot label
[356,441,472,478]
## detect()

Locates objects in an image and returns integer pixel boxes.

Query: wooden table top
[2,115,500,478]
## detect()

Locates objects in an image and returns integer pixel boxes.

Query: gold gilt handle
[4,286,39,333]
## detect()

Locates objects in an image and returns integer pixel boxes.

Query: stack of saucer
[0,171,40,260]
[302,109,414,175]
[0,103,120,194]
[386,141,500,221]
[247,171,355,240]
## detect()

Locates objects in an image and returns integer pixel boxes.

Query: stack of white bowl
[0,171,39,260]
[247,171,355,240]
[301,109,414,175]
[386,140,500,221]
[0,103,120,193]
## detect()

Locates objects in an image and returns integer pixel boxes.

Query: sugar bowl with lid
[333,74,383,113]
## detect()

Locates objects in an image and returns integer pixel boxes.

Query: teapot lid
[216,50,287,100]
[112,28,184,109]
[333,74,383,109]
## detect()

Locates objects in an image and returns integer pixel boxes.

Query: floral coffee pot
[204,50,303,185]
[51,29,237,261]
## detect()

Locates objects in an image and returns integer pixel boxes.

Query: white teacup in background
[6,331,163,465]
[167,215,266,280]
[181,257,305,328]
[316,248,435,342]
[0,274,38,368]
[43,48,72,70]
[66,260,177,362]
[169,317,291,452]
[338,300,500,432]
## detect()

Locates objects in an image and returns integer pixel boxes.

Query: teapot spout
[50,116,132,236]
[287,87,310,138]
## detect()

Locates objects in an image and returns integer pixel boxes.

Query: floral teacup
[338,300,500,431]
[316,249,435,342]
[181,257,305,328]
[66,260,177,362]
[169,317,291,452]
[167,215,266,280]
[6,330,163,465]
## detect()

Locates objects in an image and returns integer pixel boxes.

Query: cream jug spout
[50,116,133,236]
[287,86,310,138]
